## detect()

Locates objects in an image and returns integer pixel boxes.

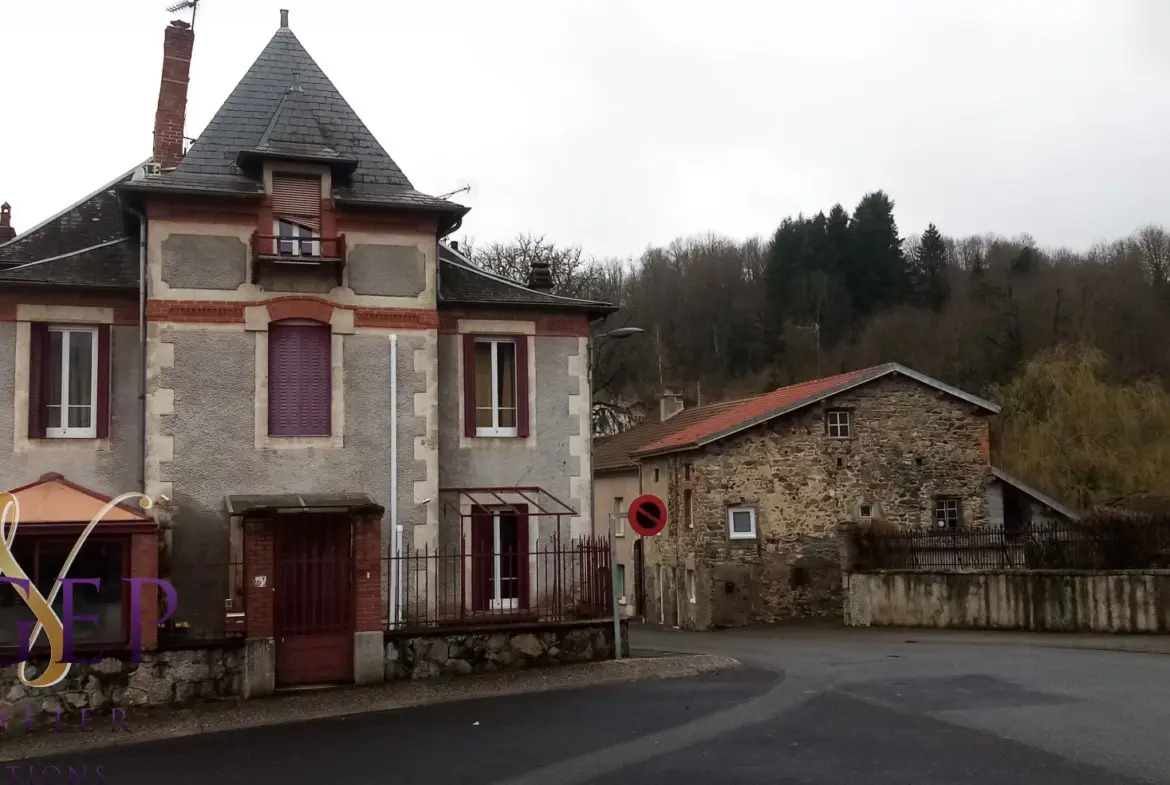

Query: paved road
[21,625,1170,784]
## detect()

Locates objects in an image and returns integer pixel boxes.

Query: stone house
[0,10,614,701]
[626,363,1076,630]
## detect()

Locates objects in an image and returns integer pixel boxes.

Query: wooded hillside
[459,192,1170,510]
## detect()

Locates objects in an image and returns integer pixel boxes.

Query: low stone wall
[385,619,630,680]
[2,647,243,718]
[844,570,1170,633]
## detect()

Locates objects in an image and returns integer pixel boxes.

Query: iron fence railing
[859,518,1170,571]
[385,535,612,631]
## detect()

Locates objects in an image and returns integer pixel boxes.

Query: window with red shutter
[463,334,529,438]
[268,320,332,436]
[27,323,108,440]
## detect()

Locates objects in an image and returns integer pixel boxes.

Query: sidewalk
[0,654,739,762]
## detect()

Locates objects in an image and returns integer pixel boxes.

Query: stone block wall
[384,620,629,680]
[2,647,243,718]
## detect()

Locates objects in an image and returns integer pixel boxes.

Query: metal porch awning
[225,493,385,521]
[438,487,578,518]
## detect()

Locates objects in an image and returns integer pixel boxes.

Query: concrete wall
[436,326,590,545]
[0,315,142,498]
[593,470,642,616]
[643,375,992,630]
[844,570,1170,633]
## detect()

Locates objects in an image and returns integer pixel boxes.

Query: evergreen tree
[846,191,912,316]
[913,223,950,311]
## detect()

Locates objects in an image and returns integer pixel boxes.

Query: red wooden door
[275,516,354,686]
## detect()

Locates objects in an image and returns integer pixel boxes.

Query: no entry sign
[628,493,667,537]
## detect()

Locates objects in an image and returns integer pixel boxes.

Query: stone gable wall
[643,375,992,629]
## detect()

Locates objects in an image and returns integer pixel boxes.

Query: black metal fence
[385,536,613,631]
[859,517,1170,571]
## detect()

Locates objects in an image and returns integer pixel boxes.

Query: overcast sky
[2,0,1168,259]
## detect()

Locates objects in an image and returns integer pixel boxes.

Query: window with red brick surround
[268,319,332,436]
[462,334,529,438]
[27,323,111,439]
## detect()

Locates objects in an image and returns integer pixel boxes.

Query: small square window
[934,497,962,529]
[859,504,873,519]
[687,569,696,603]
[728,506,757,540]
[826,409,852,438]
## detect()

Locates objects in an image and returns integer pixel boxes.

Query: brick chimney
[527,259,554,292]
[0,203,14,243]
[152,20,195,169]
[659,388,684,422]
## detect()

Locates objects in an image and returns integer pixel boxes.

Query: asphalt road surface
[22,625,1170,784]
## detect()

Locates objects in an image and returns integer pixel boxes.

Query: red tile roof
[632,363,998,458]
[593,399,747,473]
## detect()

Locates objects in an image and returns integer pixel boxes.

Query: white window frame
[687,569,696,604]
[489,509,521,610]
[613,497,626,537]
[616,563,627,601]
[728,506,757,540]
[859,503,873,520]
[46,325,99,439]
[273,219,321,258]
[474,337,519,438]
[826,409,852,438]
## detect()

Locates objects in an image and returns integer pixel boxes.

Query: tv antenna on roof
[166,0,200,29]
[438,183,471,201]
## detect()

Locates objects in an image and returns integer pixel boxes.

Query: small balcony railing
[250,232,347,285]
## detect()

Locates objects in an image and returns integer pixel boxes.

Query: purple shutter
[27,323,48,438]
[269,322,331,436]
[300,326,331,435]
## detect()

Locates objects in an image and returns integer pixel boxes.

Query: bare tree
[461,233,601,298]
[1130,225,1170,288]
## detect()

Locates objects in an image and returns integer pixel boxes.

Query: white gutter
[389,334,401,628]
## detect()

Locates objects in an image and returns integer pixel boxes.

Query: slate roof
[633,363,1000,458]
[438,243,616,317]
[124,19,467,220]
[0,165,141,289]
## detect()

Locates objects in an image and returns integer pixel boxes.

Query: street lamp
[588,326,644,661]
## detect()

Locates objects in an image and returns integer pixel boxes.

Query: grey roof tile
[138,24,465,217]
[0,166,139,289]
[437,243,616,316]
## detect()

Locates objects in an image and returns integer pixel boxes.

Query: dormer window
[271,173,322,256]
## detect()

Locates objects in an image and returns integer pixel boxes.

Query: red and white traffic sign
[628,493,667,537]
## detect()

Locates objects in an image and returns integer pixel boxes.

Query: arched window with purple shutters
[268,319,332,436]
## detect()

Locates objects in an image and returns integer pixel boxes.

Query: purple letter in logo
[0,578,33,666]
[124,578,178,662]
[60,578,103,664]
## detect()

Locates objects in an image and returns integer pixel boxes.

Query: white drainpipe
[389,334,401,628]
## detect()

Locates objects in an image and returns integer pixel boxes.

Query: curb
[4,654,740,761]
